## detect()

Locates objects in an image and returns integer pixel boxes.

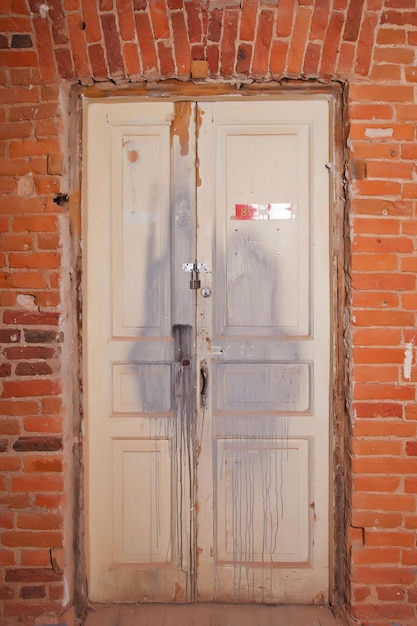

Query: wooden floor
[85,604,346,625]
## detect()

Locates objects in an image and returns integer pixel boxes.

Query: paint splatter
[403,336,415,380]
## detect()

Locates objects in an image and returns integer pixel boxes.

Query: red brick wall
[1,1,416,624]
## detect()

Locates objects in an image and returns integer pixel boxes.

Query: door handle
[200,361,208,407]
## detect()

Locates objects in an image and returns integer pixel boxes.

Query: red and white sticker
[233,203,294,221]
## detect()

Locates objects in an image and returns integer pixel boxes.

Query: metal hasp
[182,262,208,290]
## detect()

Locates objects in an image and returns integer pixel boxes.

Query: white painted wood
[84,98,330,605]
[196,100,330,603]
[83,100,197,602]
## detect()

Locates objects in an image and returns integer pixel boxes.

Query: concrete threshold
[84,603,346,626]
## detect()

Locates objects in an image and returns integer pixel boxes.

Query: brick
[405,477,417,492]
[0,329,20,343]
[353,566,414,587]
[350,84,414,102]
[67,12,91,80]
[352,236,412,252]
[157,41,175,76]
[23,456,62,472]
[287,6,311,75]
[354,420,416,438]
[89,43,109,80]
[185,2,202,44]
[353,586,371,602]
[10,474,63,494]
[20,550,50,567]
[353,347,404,365]
[352,291,399,308]
[343,0,364,41]
[240,0,257,40]
[353,405,404,421]
[81,0,102,42]
[20,585,46,599]
[0,420,19,435]
[37,233,60,250]
[13,215,57,233]
[11,247,61,272]
[0,234,33,251]
[276,0,295,37]
[252,10,274,76]
[270,40,288,76]
[320,10,344,76]
[353,476,401,492]
[0,157,47,176]
[0,122,32,140]
[381,10,417,26]
[172,9,191,76]
[0,49,38,67]
[5,346,56,360]
[0,399,38,416]
[352,252,397,271]
[16,513,62,531]
[15,362,54,376]
[352,439,402,456]
[55,46,75,80]
[309,0,328,40]
[116,0,136,41]
[1,378,62,398]
[11,34,32,48]
[191,44,205,61]
[4,600,61,617]
[23,417,62,434]
[101,13,124,77]
[354,383,415,401]
[353,603,415,620]
[3,310,60,325]
[352,547,400,565]
[13,437,62,452]
[0,585,14,600]
[2,530,62,548]
[355,12,378,76]
[377,27,406,45]
[135,12,158,77]
[236,43,252,74]
[304,42,320,74]
[24,329,62,343]
[208,9,222,42]
[220,9,239,76]
[352,275,415,292]
[0,196,44,214]
[337,41,355,74]
[352,456,417,475]
[149,0,169,41]
[0,550,14,566]
[376,585,405,601]
[35,494,62,508]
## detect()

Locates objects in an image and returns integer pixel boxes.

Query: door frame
[69,80,349,616]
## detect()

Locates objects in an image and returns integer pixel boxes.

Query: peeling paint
[403,336,415,380]
[364,127,393,138]
[127,148,140,163]
[171,101,191,156]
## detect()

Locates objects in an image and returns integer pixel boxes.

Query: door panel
[195,101,330,602]
[84,101,196,602]
[84,98,330,605]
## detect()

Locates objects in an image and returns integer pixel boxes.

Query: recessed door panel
[216,438,309,563]
[84,98,330,605]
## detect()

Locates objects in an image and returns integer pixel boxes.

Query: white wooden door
[83,98,330,604]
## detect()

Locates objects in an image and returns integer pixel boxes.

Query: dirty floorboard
[84,604,346,625]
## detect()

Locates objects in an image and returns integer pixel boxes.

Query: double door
[83,98,331,604]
